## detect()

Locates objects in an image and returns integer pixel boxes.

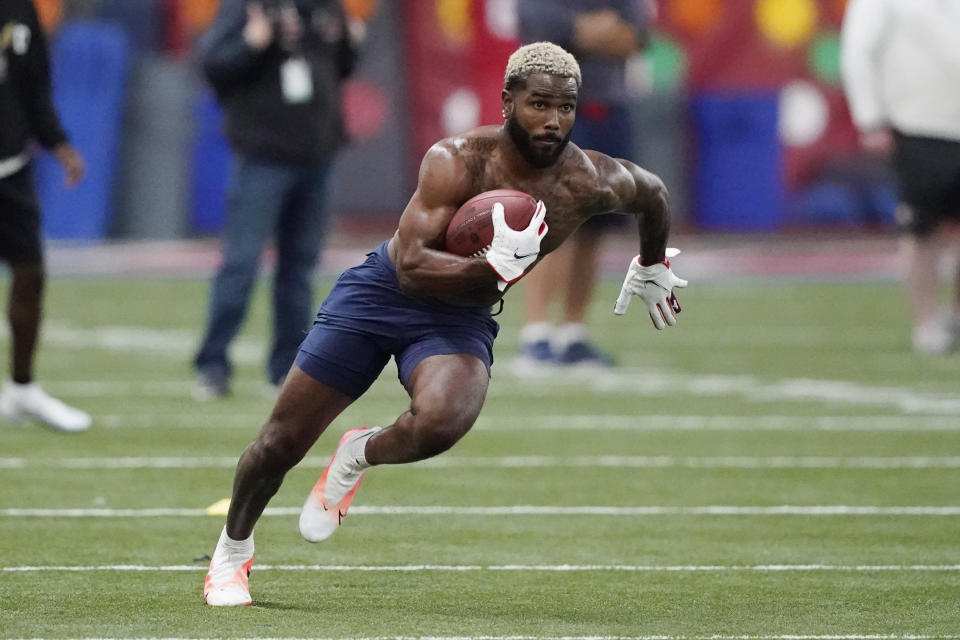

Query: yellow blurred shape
[436,0,472,44]
[755,0,818,48]
[204,498,231,516]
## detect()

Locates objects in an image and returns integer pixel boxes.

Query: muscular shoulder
[418,127,500,206]
[582,149,666,211]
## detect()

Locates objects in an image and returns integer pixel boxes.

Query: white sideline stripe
[6,636,960,640]
[4,505,960,517]
[4,455,960,470]
[21,370,960,415]
[94,413,960,431]
[1,321,264,365]
[4,563,960,573]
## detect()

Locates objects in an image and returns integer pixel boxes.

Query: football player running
[203,41,687,606]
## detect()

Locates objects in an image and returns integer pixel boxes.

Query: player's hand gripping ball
[444,189,538,257]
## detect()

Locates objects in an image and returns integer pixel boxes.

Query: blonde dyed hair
[503,41,581,88]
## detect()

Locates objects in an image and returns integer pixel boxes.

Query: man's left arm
[20,1,84,186]
[611,157,688,329]
[20,0,67,151]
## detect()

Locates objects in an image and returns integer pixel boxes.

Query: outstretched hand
[484,200,548,291]
[614,248,688,329]
[243,2,274,50]
[53,143,85,188]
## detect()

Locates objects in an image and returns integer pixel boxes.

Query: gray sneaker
[192,370,230,401]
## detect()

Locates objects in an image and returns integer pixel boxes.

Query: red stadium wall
[401,0,891,230]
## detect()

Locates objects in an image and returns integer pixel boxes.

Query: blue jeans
[194,153,332,385]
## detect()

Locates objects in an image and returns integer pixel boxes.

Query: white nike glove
[485,200,548,291]
[614,248,688,329]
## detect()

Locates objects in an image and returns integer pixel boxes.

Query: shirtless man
[203,41,687,606]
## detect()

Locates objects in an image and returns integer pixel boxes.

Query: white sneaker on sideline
[0,381,91,432]
[912,321,954,355]
[203,527,253,607]
[299,427,379,543]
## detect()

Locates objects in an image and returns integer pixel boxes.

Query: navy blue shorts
[295,241,499,398]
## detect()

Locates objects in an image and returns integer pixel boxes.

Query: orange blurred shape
[665,0,724,35]
[33,0,63,32]
[343,0,379,21]
[182,0,221,33]
[436,0,472,44]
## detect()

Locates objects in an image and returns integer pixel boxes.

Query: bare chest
[478,169,617,254]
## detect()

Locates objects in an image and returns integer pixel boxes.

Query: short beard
[506,115,570,169]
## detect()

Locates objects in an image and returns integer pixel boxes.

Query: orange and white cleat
[203,527,254,606]
[299,427,380,543]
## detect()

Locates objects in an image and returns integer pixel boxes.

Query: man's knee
[410,403,477,457]
[250,420,310,472]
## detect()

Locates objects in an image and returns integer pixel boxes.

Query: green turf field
[1,274,958,638]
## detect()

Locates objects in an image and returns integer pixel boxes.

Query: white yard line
[3,564,960,573]
[92,413,960,431]
[28,370,960,415]
[5,636,960,640]
[4,505,960,517]
[2,321,957,414]
[3,455,960,470]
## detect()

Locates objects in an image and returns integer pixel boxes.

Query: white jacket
[841,0,960,141]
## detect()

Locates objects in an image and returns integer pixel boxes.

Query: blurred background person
[841,0,960,355]
[192,0,362,400]
[513,0,652,371]
[0,0,91,432]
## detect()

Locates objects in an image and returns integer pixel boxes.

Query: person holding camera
[193,0,362,399]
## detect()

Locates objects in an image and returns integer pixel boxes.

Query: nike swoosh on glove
[614,248,688,329]
[485,200,548,291]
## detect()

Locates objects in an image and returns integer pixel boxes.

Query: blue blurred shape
[35,21,129,240]
[190,91,231,234]
[789,181,861,227]
[864,183,898,227]
[692,93,784,231]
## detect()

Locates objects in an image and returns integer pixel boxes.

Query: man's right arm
[517,1,643,58]
[198,0,269,95]
[841,0,893,146]
[516,0,578,48]
[392,144,508,307]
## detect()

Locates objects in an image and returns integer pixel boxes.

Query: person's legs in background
[0,168,90,431]
[7,262,43,385]
[516,103,633,370]
[893,133,960,354]
[902,229,952,354]
[516,242,570,367]
[951,228,960,337]
[194,155,292,399]
[268,160,333,390]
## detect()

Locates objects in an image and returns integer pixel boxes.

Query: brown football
[444,189,537,257]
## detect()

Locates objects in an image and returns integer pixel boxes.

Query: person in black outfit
[193,0,361,400]
[0,0,91,432]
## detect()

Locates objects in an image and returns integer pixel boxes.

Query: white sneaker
[912,321,954,355]
[0,380,91,432]
[299,427,379,543]
[203,527,253,607]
